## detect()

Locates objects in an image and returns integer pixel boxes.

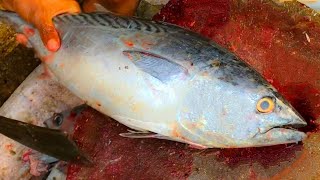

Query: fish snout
[278,103,307,128]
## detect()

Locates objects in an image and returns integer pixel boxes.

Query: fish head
[179,56,308,148]
[202,78,307,148]
[44,104,87,134]
[238,86,308,147]
[201,54,309,148]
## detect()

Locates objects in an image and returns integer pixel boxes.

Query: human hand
[1,0,81,52]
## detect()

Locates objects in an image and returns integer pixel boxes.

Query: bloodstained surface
[67,108,194,180]
[67,0,320,179]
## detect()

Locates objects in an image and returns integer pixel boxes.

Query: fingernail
[47,39,60,52]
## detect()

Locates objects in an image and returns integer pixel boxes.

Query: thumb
[36,2,81,52]
[37,21,61,52]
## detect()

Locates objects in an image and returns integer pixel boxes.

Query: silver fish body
[0,11,307,148]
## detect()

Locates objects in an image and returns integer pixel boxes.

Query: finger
[37,21,61,52]
[41,2,81,52]
[37,3,80,52]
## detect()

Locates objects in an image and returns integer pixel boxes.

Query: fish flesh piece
[0,65,83,179]
[0,11,307,148]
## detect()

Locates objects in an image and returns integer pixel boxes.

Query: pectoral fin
[123,50,189,83]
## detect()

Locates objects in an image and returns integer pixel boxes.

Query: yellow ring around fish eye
[257,97,275,113]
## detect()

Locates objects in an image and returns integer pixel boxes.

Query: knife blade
[0,116,92,165]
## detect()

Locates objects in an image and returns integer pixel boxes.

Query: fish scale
[0,11,307,148]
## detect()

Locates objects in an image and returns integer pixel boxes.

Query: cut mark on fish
[123,50,189,83]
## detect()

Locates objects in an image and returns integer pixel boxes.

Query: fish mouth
[259,113,307,135]
[253,120,307,147]
[262,127,307,143]
[262,122,307,134]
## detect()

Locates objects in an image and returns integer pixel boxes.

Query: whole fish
[0,11,307,148]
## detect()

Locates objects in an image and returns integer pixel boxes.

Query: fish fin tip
[119,130,160,139]
[188,144,208,150]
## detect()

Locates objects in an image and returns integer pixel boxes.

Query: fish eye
[53,113,63,126]
[256,97,275,113]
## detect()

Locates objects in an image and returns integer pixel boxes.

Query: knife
[0,116,92,165]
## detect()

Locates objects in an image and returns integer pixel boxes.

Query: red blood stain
[67,107,303,179]
[125,41,134,47]
[22,149,32,162]
[69,111,78,119]
[204,143,302,168]
[23,26,35,37]
[15,34,28,46]
[38,66,53,79]
[154,0,230,35]
[121,38,135,47]
[4,143,13,151]
[67,108,193,180]
[249,166,258,180]
[41,53,56,64]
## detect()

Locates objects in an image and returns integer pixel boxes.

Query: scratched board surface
[67,0,320,179]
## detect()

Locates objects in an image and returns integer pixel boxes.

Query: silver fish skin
[0,11,307,148]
